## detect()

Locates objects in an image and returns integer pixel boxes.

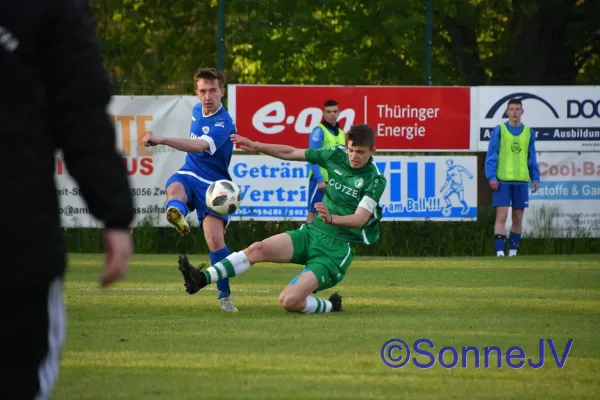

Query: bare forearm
[255,142,301,160]
[162,137,208,153]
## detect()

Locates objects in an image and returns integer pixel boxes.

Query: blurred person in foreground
[0,0,134,398]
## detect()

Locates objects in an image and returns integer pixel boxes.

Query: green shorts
[286,224,355,292]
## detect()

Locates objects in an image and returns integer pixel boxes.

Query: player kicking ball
[178,124,387,314]
[143,68,238,312]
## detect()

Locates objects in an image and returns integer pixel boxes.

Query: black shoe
[178,254,208,295]
[328,292,343,312]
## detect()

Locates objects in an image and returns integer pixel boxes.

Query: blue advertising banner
[229,155,478,222]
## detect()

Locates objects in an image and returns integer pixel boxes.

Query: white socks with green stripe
[203,251,251,284]
[302,295,332,313]
[202,252,332,313]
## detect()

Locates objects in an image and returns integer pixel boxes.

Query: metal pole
[217,0,225,70]
[425,0,432,85]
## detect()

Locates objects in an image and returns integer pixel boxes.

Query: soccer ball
[206,180,242,216]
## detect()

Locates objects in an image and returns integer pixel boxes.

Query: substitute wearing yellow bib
[485,98,540,257]
[306,100,346,223]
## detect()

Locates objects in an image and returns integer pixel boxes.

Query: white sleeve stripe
[199,135,216,154]
[358,196,377,214]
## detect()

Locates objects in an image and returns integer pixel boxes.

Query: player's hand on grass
[143,132,164,147]
[489,180,498,191]
[100,229,133,288]
[231,134,259,151]
[532,181,539,193]
[317,181,326,191]
[314,202,333,224]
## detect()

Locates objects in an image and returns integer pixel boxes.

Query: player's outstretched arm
[231,134,306,161]
[143,132,210,153]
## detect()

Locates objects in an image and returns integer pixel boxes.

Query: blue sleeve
[308,127,324,182]
[485,126,500,182]
[198,119,232,155]
[528,130,540,183]
[190,106,202,136]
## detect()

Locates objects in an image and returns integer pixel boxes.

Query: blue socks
[494,234,505,256]
[211,246,231,299]
[166,199,188,216]
[495,232,522,256]
[509,231,521,250]
[509,231,521,256]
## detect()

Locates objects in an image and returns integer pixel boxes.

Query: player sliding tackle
[178,124,387,313]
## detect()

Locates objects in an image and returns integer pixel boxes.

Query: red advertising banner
[229,85,471,151]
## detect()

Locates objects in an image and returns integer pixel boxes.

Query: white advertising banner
[54,96,478,227]
[55,96,196,228]
[507,152,600,238]
[477,86,600,152]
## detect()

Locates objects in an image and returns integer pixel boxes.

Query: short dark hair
[507,98,522,107]
[324,99,338,108]
[194,68,226,88]
[346,124,375,149]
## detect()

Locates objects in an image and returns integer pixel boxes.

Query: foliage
[80,1,600,257]
[90,0,600,94]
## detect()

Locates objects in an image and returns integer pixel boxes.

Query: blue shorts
[492,181,529,209]
[307,178,325,213]
[165,171,229,227]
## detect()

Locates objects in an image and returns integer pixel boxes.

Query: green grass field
[53,254,600,399]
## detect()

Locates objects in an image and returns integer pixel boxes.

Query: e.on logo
[251,101,355,135]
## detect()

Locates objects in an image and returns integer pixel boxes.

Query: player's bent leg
[279,265,343,314]
[177,232,295,295]
[244,232,295,264]
[165,180,191,236]
[279,269,319,312]
[203,214,238,312]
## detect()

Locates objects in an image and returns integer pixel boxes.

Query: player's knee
[246,240,265,260]
[496,210,508,223]
[279,291,302,312]
[205,232,225,251]
[166,183,185,200]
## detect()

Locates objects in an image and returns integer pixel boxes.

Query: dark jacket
[0,0,134,287]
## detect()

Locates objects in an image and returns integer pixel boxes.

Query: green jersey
[305,146,387,244]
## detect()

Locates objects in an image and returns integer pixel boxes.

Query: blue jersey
[182,104,236,182]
